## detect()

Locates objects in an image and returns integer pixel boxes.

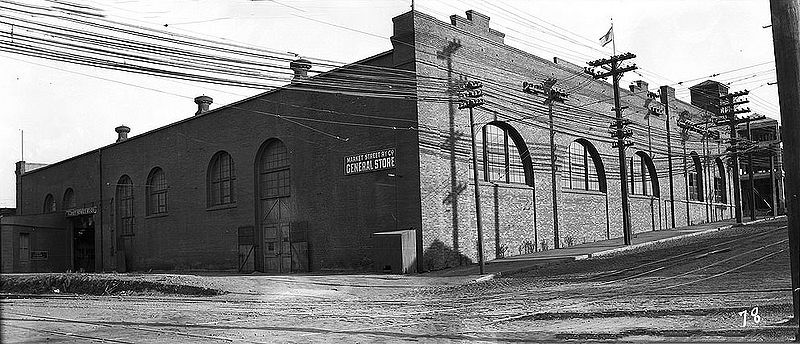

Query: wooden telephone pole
[458,80,486,274]
[586,53,637,245]
[769,0,800,335]
[715,90,752,224]
[523,79,569,248]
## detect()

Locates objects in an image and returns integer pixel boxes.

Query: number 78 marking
[738,307,761,327]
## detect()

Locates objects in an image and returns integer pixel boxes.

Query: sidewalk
[426,216,781,278]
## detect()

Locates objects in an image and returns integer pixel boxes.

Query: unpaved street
[2,219,796,342]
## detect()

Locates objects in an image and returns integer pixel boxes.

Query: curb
[467,216,786,283]
[738,215,785,227]
[470,274,496,283]
[586,225,732,259]
[584,216,785,259]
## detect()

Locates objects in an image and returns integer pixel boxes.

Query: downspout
[98,148,103,271]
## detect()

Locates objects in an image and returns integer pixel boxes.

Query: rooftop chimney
[194,95,213,116]
[629,80,649,93]
[290,58,312,82]
[115,125,130,143]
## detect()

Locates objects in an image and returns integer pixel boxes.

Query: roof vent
[194,95,213,116]
[115,125,130,143]
[290,58,312,82]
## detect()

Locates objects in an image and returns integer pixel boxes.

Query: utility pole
[647,102,664,230]
[715,89,751,224]
[660,86,676,228]
[678,115,721,222]
[586,52,637,245]
[769,0,800,334]
[523,79,569,249]
[747,119,756,221]
[458,80,486,274]
[770,147,778,217]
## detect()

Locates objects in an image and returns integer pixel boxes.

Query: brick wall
[13,9,740,273]
[409,10,735,265]
[17,51,421,272]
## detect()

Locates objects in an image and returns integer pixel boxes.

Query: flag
[599,26,613,47]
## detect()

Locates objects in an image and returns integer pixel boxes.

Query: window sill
[478,181,532,190]
[562,188,605,196]
[206,203,237,211]
[628,194,658,200]
[145,213,169,219]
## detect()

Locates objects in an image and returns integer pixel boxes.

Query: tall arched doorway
[256,139,293,273]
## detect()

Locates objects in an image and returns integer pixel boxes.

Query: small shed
[372,229,417,274]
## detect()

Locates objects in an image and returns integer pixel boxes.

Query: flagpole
[611,18,615,56]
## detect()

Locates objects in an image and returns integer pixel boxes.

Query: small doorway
[19,233,30,272]
[72,216,95,272]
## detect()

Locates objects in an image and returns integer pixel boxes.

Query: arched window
[563,139,606,192]
[260,141,290,198]
[63,188,76,209]
[146,167,168,215]
[116,175,135,235]
[43,194,56,213]
[688,152,704,201]
[480,122,532,185]
[714,157,726,203]
[208,151,235,206]
[629,151,660,197]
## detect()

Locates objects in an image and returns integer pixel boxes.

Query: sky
[0,0,780,208]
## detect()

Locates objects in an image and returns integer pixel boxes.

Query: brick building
[2,10,740,273]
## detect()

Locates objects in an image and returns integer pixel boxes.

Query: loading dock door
[261,198,291,273]
[257,139,292,273]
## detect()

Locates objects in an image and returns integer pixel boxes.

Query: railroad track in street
[1,221,793,342]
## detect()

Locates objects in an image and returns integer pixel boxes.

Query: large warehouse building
[2,10,747,274]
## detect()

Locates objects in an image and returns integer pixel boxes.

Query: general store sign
[65,206,97,217]
[31,251,48,260]
[344,148,396,175]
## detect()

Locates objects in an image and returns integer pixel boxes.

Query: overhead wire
[3,0,772,183]
[4,1,765,224]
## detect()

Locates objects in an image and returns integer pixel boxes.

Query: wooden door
[261,197,291,272]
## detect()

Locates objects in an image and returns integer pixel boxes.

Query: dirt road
[1,219,796,342]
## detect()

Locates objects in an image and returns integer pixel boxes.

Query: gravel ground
[1,218,796,342]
